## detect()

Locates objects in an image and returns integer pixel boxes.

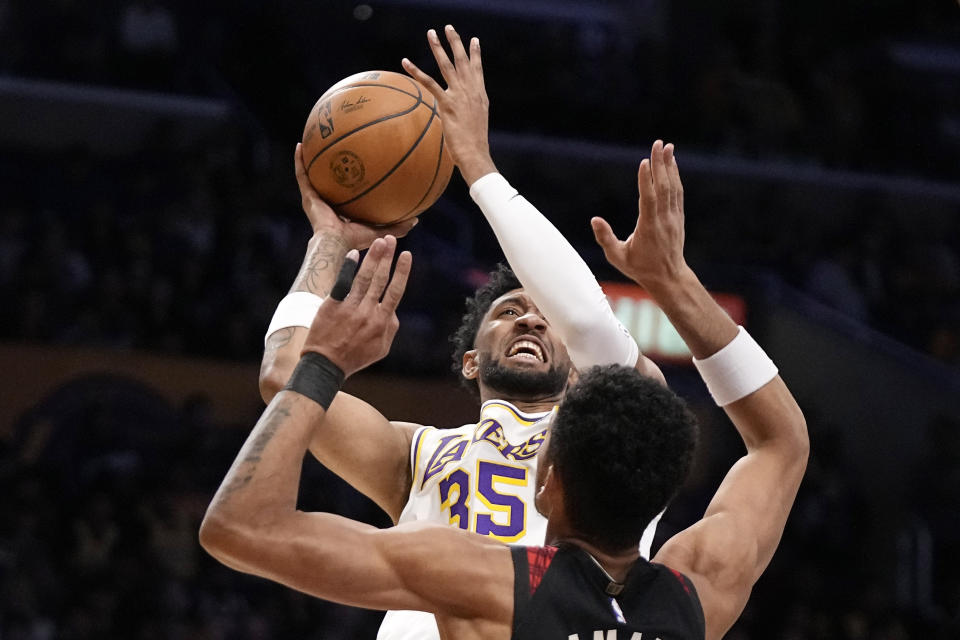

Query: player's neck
[545,508,640,583]
[557,538,641,584]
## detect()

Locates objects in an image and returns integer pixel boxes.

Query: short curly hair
[548,364,699,552]
[449,264,522,394]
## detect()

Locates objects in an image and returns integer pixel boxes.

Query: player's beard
[479,356,569,398]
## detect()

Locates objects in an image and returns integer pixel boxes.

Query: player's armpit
[308,391,420,523]
[653,519,753,640]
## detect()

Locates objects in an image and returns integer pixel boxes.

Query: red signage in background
[600,282,747,364]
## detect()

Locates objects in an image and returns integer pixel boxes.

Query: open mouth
[506,338,546,363]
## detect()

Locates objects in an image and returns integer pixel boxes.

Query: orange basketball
[301,70,454,226]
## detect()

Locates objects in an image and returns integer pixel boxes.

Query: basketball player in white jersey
[204,138,808,640]
[258,26,665,639]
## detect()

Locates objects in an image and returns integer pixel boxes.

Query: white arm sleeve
[470,173,639,369]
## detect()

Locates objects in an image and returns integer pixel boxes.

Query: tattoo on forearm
[293,235,348,295]
[214,401,293,505]
[264,327,294,353]
[244,403,291,463]
[217,473,253,501]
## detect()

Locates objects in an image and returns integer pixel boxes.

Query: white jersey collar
[479,399,556,425]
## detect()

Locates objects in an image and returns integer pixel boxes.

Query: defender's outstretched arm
[594,141,808,640]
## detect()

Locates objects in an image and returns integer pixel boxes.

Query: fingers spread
[427,28,459,88]
[664,143,684,213]
[445,25,470,67]
[637,158,656,225]
[470,37,485,92]
[590,217,617,250]
[591,217,628,272]
[366,235,398,304]
[381,250,412,313]
[347,237,385,302]
[401,57,445,100]
[329,254,359,301]
[650,140,671,204]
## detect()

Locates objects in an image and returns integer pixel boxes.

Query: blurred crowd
[1,372,958,638]
[0,138,475,373]
[0,0,957,366]
[1,0,958,177]
[0,377,391,639]
[0,137,957,368]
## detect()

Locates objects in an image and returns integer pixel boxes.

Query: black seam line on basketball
[306,79,425,174]
[332,105,437,208]
[397,95,444,220]
[397,125,446,222]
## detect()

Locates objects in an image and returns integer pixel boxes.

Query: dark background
[0,1,958,638]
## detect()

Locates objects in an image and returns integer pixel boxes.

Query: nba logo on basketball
[331,151,365,188]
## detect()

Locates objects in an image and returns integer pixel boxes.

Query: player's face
[470,289,572,398]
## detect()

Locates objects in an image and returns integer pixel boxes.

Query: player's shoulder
[389,420,428,436]
[411,420,477,438]
[406,421,474,466]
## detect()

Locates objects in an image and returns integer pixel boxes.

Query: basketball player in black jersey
[201,132,809,639]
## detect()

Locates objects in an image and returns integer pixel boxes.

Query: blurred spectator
[910,415,960,628]
[116,0,180,89]
[118,0,179,57]
[2,368,932,638]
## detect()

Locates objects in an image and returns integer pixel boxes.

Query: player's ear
[462,349,479,380]
[534,464,558,518]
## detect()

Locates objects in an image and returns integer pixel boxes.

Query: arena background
[1,1,958,637]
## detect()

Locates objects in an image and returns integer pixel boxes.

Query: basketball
[301,70,454,226]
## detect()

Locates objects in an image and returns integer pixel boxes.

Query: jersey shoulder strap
[510,545,558,633]
[407,425,435,484]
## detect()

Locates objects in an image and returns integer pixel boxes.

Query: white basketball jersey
[376,399,662,640]
[377,400,550,640]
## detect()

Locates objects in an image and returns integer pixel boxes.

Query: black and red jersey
[511,544,704,640]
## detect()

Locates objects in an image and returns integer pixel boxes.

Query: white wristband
[264,292,324,344]
[692,326,778,406]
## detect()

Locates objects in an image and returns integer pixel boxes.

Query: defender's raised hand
[301,236,412,378]
[294,143,418,249]
[401,25,496,185]
[591,141,688,291]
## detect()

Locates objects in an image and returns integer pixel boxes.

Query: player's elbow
[199,508,260,568]
[259,361,289,404]
[199,510,236,561]
[783,405,810,472]
[752,392,809,469]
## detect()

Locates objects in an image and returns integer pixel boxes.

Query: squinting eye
[501,308,519,317]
